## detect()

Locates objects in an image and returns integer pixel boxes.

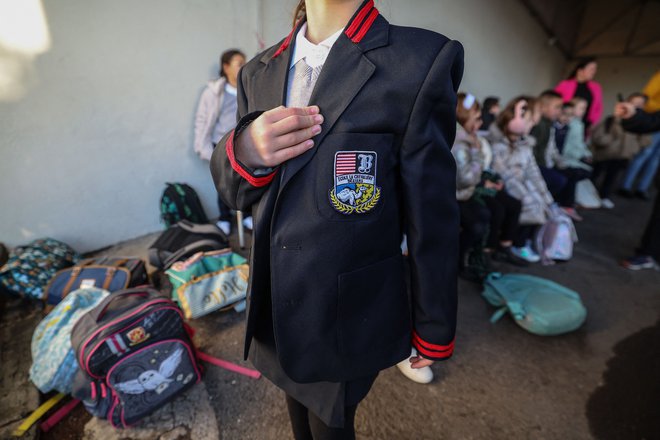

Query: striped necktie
[287,58,324,108]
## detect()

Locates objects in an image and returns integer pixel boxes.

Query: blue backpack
[30,287,110,394]
[482,273,587,336]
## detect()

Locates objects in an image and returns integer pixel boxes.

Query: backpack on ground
[575,179,602,209]
[536,207,578,264]
[160,183,209,228]
[0,238,79,300]
[70,287,202,428]
[148,220,229,270]
[30,288,110,394]
[43,257,148,305]
[482,272,587,336]
[166,249,248,319]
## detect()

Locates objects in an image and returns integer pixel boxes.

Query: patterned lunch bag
[0,238,80,300]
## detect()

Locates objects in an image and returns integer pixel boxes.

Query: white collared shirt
[289,22,343,69]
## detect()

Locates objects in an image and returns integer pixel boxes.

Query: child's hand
[409,354,434,369]
[235,105,324,168]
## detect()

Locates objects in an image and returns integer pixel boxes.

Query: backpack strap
[162,239,226,269]
[39,399,80,433]
[177,220,228,241]
[101,266,118,290]
[61,266,83,298]
[196,351,261,379]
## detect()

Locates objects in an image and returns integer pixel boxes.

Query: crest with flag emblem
[329,151,381,215]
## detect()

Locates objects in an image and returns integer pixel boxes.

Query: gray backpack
[70,287,201,428]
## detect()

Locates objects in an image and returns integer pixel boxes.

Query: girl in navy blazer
[211,0,463,437]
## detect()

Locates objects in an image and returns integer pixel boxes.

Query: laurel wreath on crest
[329,187,381,215]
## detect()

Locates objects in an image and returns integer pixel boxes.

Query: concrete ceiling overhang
[520,0,660,59]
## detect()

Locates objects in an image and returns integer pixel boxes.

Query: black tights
[286,395,357,440]
[514,225,538,248]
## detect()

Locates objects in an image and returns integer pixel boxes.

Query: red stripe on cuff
[351,8,379,43]
[412,331,455,359]
[225,130,276,187]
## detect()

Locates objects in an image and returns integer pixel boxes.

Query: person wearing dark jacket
[615,102,660,270]
[211,0,463,437]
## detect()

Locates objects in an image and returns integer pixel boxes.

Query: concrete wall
[1,0,260,252]
[3,0,647,253]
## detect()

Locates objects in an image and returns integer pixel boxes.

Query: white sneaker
[242,216,253,231]
[396,348,433,384]
[601,198,615,209]
[510,246,540,263]
[216,220,231,236]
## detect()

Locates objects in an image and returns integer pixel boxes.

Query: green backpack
[160,183,209,228]
[482,273,587,336]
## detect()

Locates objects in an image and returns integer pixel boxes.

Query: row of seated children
[454,91,653,280]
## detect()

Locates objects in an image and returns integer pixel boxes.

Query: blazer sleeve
[210,68,278,211]
[622,109,660,134]
[399,40,463,361]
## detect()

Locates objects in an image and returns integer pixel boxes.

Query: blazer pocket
[315,132,395,222]
[337,254,410,358]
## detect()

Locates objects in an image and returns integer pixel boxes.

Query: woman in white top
[194,49,251,234]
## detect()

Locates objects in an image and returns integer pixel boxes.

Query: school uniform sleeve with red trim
[399,39,464,361]
[210,67,278,211]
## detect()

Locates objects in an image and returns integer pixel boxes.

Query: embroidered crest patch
[329,151,381,215]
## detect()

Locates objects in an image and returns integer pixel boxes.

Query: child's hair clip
[463,93,476,110]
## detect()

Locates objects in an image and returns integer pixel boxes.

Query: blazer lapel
[279,15,389,193]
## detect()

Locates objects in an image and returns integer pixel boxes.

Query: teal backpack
[482,273,587,336]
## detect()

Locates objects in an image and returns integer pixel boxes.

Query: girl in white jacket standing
[194,49,252,234]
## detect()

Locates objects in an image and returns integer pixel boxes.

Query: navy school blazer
[211,0,464,383]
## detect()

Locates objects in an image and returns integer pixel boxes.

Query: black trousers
[484,191,522,248]
[217,194,232,221]
[557,167,591,207]
[458,199,491,265]
[639,190,660,260]
[286,395,357,440]
[592,159,628,199]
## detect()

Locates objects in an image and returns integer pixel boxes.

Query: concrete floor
[2,193,659,439]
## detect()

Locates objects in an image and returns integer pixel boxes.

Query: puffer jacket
[491,133,554,225]
[451,125,490,200]
[590,116,652,161]
[193,77,228,161]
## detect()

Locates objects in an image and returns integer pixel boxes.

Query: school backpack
[70,287,202,428]
[482,273,587,336]
[160,183,209,228]
[43,257,148,306]
[535,208,578,264]
[166,249,248,319]
[0,238,79,300]
[148,220,229,270]
[30,287,110,394]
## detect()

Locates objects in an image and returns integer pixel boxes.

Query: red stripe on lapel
[350,8,379,43]
[272,21,300,59]
[225,130,277,187]
[344,0,374,38]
